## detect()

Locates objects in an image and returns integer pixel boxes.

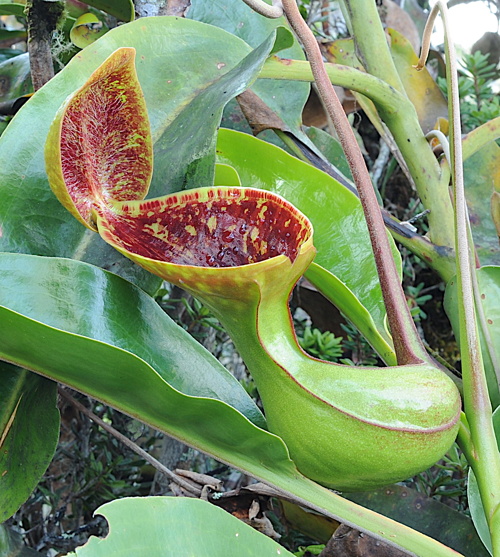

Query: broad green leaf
[305,126,353,180]
[188,0,309,135]
[214,163,241,186]
[0,254,264,428]
[445,266,500,407]
[0,17,273,293]
[0,256,463,556]
[151,29,277,195]
[64,497,295,556]
[463,142,500,266]
[0,363,59,522]
[467,406,500,556]
[216,128,396,352]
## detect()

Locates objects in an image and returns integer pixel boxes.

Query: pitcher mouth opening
[97,187,314,269]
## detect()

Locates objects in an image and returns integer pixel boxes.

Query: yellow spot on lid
[207,215,217,233]
[258,205,268,220]
[185,225,197,236]
[250,227,259,242]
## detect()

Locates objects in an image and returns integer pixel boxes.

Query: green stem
[259,57,456,249]
[279,0,431,366]
[341,0,405,95]
[260,57,402,114]
[435,1,500,552]
[344,0,455,248]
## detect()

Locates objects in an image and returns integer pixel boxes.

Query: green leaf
[0,29,26,42]
[445,266,500,407]
[387,28,448,134]
[0,2,25,17]
[64,496,295,556]
[215,128,396,353]
[151,28,277,194]
[347,483,490,557]
[467,406,500,556]
[0,253,264,428]
[463,142,500,266]
[305,126,353,180]
[0,17,273,293]
[70,13,108,49]
[0,363,59,522]
[0,255,463,556]
[0,53,32,102]
[188,0,310,135]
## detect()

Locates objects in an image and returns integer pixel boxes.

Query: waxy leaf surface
[467,405,500,555]
[0,256,463,557]
[444,266,500,408]
[215,129,396,352]
[65,497,295,556]
[0,254,264,427]
[188,0,309,135]
[463,142,500,266]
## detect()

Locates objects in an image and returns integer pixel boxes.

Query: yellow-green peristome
[45,48,461,491]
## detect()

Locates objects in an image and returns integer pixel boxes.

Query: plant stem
[58,387,203,497]
[432,1,500,552]
[240,0,283,18]
[280,0,429,366]
[25,0,64,90]
[260,57,402,114]
[341,0,404,94]
[342,0,455,248]
[259,56,456,249]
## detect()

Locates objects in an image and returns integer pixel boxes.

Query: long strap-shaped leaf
[0,253,462,556]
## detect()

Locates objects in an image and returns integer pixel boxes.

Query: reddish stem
[281,0,427,365]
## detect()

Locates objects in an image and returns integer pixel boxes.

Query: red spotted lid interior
[99,187,313,268]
